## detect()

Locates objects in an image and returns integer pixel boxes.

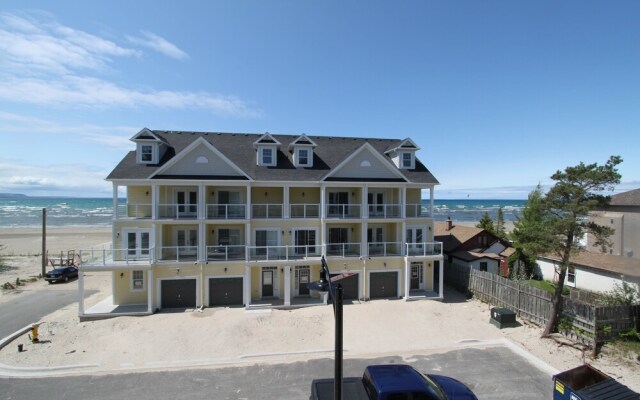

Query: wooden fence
[444,262,640,352]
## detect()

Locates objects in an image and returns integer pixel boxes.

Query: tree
[476,212,495,234]
[539,156,622,337]
[510,185,554,278]
[495,207,507,240]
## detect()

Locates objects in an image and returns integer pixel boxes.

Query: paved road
[0,286,90,338]
[0,346,554,399]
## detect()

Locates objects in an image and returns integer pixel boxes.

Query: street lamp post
[308,256,343,400]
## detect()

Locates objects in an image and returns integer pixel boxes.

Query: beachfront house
[77,129,443,317]
[435,219,513,277]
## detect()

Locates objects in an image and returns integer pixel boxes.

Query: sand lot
[0,227,638,392]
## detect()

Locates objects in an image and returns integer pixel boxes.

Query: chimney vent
[446,217,453,231]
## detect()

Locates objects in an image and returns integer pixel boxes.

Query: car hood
[427,375,478,400]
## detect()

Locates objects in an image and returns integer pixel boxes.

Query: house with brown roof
[434,219,513,277]
[537,252,640,294]
[77,129,444,318]
[587,188,640,259]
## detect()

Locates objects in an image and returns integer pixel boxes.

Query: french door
[176,228,198,256]
[124,229,152,260]
[406,226,425,255]
[176,190,197,217]
[368,191,385,217]
[255,229,279,257]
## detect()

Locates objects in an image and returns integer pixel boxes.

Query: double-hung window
[401,152,414,169]
[140,145,154,163]
[296,148,311,167]
[132,270,145,291]
[260,148,275,166]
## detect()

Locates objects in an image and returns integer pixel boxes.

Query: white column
[78,270,85,315]
[439,258,444,299]
[283,185,289,218]
[246,185,251,220]
[404,258,411,300]
[112,183,118,219]
[401,187,406,218]
[361,221,368,257]
[152,185,159,220]
[401,222,406,255]
[430,186,434,218]
[362,185,368,219]
[244,266,251,307]
[198,223,206,262]
[284,266,291,306]
[320,185,326,219]
[147,269,154,313]
[198,182,206,220]
[320,185,326,254]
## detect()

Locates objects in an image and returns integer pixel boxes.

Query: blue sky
[0,1,638,199]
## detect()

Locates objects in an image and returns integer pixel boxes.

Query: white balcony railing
[247,245,321,261]
[157,204,198,219]
[290,203,320,218]
[367,204,401,218]
[116,204,152,219]
[367,242,403,256]
[252,204,283,219]
[78,247,155,266]
[325,204,361,219]
[405,204,431,218]
[325,242,362,257]
[206,204,246,219]
[157,246,198,262]
[406,242,443,257]
[206,245,246,262]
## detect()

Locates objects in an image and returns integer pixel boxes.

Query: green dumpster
[553,364,639,400]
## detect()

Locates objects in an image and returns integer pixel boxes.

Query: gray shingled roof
[610,188,640,207]
[107,130,439,184]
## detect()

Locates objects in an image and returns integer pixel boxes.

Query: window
[400,152,414,169]
[132,270,144,291]
[567,266,576,284]
[294,229,316,255]
[141,145,153,162]
[479,262,488,272]
[297,148,310,166]
[479,235,488,247]
[259,147,275,166]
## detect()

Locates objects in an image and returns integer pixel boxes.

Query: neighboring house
[434,219,513,277]
[78,129,443,317]
[537,252,640,294]
[586,188,640,259]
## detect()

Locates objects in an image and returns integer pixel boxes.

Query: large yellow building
[78,129,443,317]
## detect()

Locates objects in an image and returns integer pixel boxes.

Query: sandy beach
[0,224,637,392]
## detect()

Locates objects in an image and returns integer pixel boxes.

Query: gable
[153,138,247,178]
[326,144,406,181]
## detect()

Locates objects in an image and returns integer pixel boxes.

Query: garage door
[330,273,359,300]
[370,272,398,299]
[209,277,244,306]
[161,279,197,308]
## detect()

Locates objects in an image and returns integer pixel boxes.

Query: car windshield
[417,374,448,400]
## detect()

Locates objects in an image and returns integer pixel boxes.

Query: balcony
[116,204,152,219]
[405,204,431,218]
[206,245,246,262]
[325,204,361,219]
[325,242,362,258]
[247,245,321,261]
[206,204,246,219]
[157,246,198,262]
[367,204,401,219]
[78,248,154,266]
[406,242,443,257]
[290,204,320,218]
[252,204,283,219]
[157,204,198,220]
[367,242,402,257]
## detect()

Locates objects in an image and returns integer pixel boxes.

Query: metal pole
[334,284,343,400]
[41,208,46,277]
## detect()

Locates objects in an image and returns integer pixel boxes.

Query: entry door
[262,270,274,297]
[256,229,278,257]
[124,230,151,260]
[294,230,316,256]
[328,192,349,217]
[176,228,198,256]
[218,190,242,218]
[177,190,197,216]
[433,260,440,294]
[296,267,310,296]
[367,227,384,255]
[328,227,349,253]
[406,227,425,255]
[410,262,422,290]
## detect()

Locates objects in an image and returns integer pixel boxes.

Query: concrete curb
[0,324,35,352]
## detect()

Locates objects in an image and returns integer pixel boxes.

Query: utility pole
[41,208,46,277]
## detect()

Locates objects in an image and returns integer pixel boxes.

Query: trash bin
[553,364,639,400]
[489,307,517,329]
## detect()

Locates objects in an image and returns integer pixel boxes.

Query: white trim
[137,143,158,164]
[257,146,277,166]
[130,270,146,292]
[260,266,279,299]
[149,137,251,180]
[288,133,317,149]
[399,151,415,169]
[131,127,164,142]
[253,132,282,147]
[384,137,421,153]
[294,147,313,167]
[322,142,408,182]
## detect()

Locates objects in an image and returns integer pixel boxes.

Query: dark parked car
[45,266,78,283]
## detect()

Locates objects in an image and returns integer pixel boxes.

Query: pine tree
[495,207,506,240]
[476,212,495,234]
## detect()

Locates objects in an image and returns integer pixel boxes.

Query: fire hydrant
[29,323,42,343]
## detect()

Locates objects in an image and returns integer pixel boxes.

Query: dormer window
[401,152,414,169]
[294,148,312,167]
[137,143,158,164]
[258,147,276,166]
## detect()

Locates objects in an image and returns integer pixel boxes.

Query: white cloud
[127,30,189,60]
[0,11,262,117]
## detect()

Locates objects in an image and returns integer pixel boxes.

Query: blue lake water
[0,197,525,227]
